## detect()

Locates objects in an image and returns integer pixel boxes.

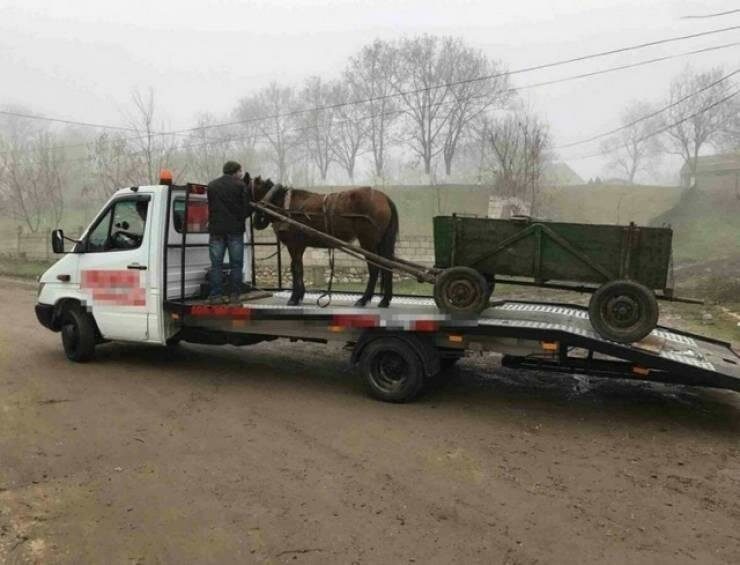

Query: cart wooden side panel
[433,216,673,290]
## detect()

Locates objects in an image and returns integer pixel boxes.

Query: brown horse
[251,177,399,308]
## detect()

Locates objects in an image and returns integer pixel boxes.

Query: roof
[681,151,740,175]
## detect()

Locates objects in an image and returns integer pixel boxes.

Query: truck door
[77,195,152,341]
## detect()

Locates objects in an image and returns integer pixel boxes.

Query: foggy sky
[1,0,738,181]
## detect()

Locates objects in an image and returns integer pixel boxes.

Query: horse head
[251,176,277,231]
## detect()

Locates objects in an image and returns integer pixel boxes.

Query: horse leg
[354,261,380,307]
[378,267,393,308]
[287,245,306,306]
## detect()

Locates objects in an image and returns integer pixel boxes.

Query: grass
[0,255,53,280]
[651,187,740,263]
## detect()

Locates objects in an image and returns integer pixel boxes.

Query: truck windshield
[86,198,149,252]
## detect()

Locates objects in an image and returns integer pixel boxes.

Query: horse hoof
[287,298,301,306]
[377,300,391,308]
[354,299,368,307]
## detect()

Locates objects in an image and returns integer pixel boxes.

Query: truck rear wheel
[358,338,425,403]
[433,267,492,315]
[589,280,658,344]
[61,306,96,362]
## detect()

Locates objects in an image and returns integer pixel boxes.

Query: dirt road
[2,279,739,564]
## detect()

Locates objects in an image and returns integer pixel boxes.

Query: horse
[250,177,399,308]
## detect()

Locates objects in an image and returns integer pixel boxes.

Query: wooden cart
[432,215,689,343]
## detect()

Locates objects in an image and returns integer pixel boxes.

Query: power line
[4,28,739,161]
[170,24,740,134]
[681,9,740,20]
[8,38,736,162]
[4,25,739,156]
[0,109,142,133]
[555,66,740,149]
[563,88,740,161]
[171,41,740,154]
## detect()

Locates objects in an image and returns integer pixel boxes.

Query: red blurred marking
[413,319,439,332]
[186,201,209,232]
[82,270,139,288]
[81,270,145,306]
[331,314,379,328]
[190,305,252,319]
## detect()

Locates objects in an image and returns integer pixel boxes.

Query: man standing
[207,161,253,304]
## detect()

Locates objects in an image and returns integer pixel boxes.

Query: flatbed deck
[165,291,740,394]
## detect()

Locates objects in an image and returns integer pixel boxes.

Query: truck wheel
[589,280,658,344]
[358,338,425,403]
[433,267,492,315]
[61,307,96,362]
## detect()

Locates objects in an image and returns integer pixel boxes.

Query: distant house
[680,152,740,196]
[487,196,530,218]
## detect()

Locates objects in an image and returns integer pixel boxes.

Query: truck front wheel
[61,307,96,362]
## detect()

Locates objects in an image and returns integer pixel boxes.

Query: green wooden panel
[433,216,672,289]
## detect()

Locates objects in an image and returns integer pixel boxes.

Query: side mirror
[51,229,65,254]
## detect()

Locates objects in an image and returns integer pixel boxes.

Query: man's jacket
[207,175,253,235]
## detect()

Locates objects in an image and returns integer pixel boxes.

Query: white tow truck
[36,180,740,402]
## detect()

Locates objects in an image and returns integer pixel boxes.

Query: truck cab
[35,182,250,361]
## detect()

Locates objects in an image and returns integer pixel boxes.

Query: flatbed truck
[35,182,740,403]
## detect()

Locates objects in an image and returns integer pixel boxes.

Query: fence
[2,225,436,283]
[0,226,86,262]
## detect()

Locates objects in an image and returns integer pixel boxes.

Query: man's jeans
[209,234,244,297]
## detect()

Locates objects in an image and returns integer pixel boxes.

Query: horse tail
[378,195,399,260]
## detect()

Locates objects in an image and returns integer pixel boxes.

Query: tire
[358,338,426,403]
[61,306,96,362]
[588,280,659,344]
[433,267,492,315]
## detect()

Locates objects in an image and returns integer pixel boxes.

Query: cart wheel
[433,267,492,315]
[358,338,425,403]
[589,280,659,344]
[61,307,96,362]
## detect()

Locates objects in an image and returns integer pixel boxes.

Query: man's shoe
[207,295,226,305]
[229,294,241,304]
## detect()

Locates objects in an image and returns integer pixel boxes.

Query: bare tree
[299,76,335,183]
[236,83,300,183]
[0,110,67,232]
[391,35,453,178]
[662,66,735,181]
[487,111,551,214]
[390,35,508,180]
[85,132,141,202]
[184,113,235,183]
[124,88,180,184]
[716,97,740,152]
[344,40,399,180]
[441,44,509,177]
[329,81,367,182]
[600,100,663,184]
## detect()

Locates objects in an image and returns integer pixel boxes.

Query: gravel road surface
[2,279,739,564]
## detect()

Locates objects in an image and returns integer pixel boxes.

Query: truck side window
[173,199,209,233]
[85,198,150,253]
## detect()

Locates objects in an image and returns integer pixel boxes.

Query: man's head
[223,161,242,178]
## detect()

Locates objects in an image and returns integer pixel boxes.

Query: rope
[317,248,336,308]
